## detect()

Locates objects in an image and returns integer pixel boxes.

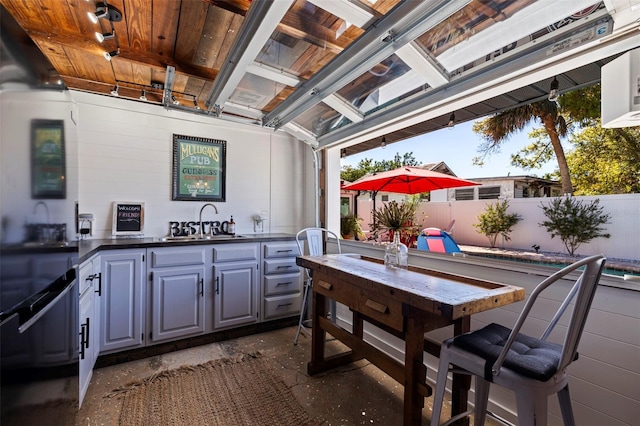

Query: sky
[340,120,562,179]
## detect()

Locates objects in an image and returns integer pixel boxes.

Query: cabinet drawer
[263,241,299,258]
[264,294,302,319]
[314,279,404,332]
[263,258,299,275]
[264,272,302,296]
[79,261,94,295]
[149,248,206,267]
[213,244,258,262]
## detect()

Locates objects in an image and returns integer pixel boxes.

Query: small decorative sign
[31,119,66,199]
[112,201,145,237]
[172,134,226,202]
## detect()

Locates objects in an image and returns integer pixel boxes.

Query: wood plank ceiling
[0,0,632,156]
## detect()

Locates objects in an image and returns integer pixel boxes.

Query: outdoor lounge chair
[430,254,606,426]
[416,228,461,253]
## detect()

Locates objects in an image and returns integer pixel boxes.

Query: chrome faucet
[198,203,218,237]
[33,201,50,241]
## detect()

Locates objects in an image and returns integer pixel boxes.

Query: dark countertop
[1,233,296,263]
[77,233,296,262]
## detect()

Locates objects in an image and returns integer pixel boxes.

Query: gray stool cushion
[453,323,571,382]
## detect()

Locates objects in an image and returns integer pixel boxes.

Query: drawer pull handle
[317,280,332,290]
[276,282,293,286]
[93,273,102,296]
[277,265,292,269]
[365,299,389,314]
[277,249,293,253]
[277,302,293,308]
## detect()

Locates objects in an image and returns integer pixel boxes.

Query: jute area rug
[110,352,322,426]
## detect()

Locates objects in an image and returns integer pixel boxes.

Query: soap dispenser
[228,216,236,235]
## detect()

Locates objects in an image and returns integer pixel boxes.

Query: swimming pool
[466,252,639,278]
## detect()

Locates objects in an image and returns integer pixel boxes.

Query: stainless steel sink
[157,235,245,242]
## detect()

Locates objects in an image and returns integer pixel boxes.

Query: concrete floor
[75,325,501,426]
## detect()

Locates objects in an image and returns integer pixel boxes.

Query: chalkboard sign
[112,201,145,237]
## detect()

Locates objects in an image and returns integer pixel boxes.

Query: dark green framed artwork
[172,134,226,202]
[31,119,66,199]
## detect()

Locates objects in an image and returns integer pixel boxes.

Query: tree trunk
[541,113,573,194]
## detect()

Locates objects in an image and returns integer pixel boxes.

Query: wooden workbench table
[296,254,525,426]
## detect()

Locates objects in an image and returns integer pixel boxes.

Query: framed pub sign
[172,134,226,202]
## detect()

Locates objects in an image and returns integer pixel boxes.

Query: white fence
[417,194,640,260]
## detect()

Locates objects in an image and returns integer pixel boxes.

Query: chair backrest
[492,254,606,377]
[295,227,342,258]
[443,219,456,233]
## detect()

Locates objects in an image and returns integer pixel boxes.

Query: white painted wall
[0,89,78,245]
[73,92,314,239]
[418,195,640,260]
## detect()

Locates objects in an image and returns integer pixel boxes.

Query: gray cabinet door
[78,287,94,407]
[100,250,145,353]
[150,266,205,343]
[91,255,102,364]
[213,261,258,329]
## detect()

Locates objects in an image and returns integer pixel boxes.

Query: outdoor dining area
[294,230,607,426]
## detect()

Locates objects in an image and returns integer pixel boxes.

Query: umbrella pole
[371,190,378,230]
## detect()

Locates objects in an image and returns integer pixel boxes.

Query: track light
[447,112,455,128]
[103,49,119,61]
[139,89,147,101]
[380,135,386,149]
[548,77,559,101]
[88,3,108,23]
[171,95,179,105]
[110,85,119,96]
[88,3,123,23]
[95,31,115,43]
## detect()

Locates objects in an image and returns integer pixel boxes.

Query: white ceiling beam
[306,0,374,28]
[222,101,265,120]
[283,122,318,148]
[205,1,294,111]
[396,42,449,88]
[245,62,300,87]
[322,94,364,123]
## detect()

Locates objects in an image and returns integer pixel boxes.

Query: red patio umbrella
[342,166,480,194]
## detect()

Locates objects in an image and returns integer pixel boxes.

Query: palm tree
[473,100,573,194]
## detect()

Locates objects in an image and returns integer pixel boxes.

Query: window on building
[340,197,350,216]
[478,186,501,199]
[381,194,389,202]
[454,188,475,200]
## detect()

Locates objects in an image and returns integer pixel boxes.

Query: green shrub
[473,199,522,248]
[340,214,364,239]
[372,200,417,232]
[539,196,611,256]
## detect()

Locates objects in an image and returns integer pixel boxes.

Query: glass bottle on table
[385,230,408,269]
